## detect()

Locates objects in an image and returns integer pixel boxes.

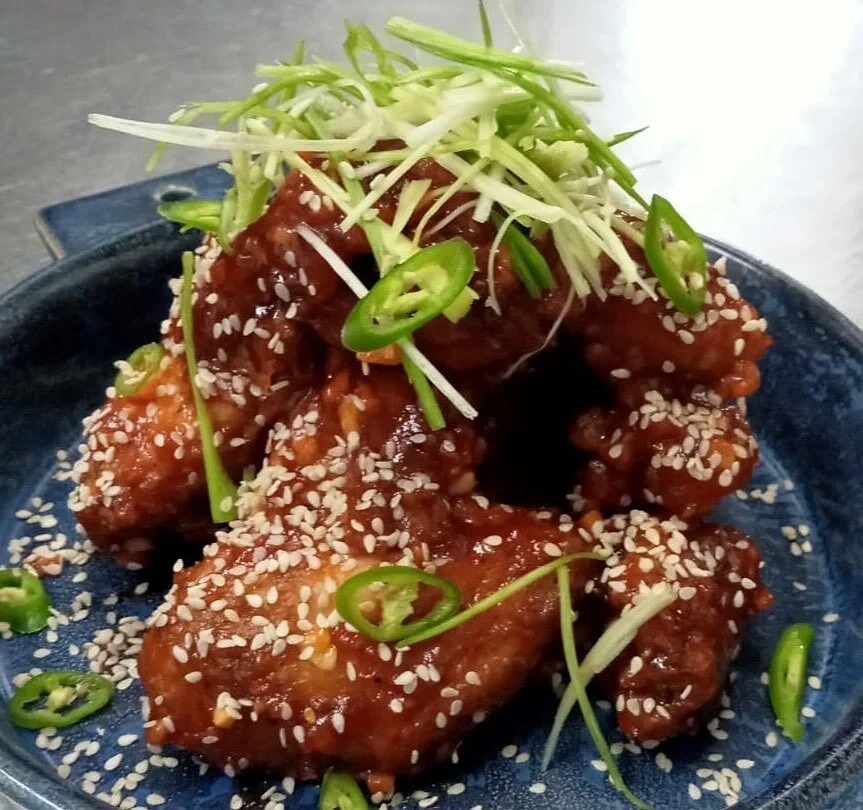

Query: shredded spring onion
[180,252,238,523]
[542,585,677,772]
[397,551,605,647]
[89,4,700,429]
[552,567,651,809]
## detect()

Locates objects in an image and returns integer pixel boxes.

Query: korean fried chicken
[68,145,774,786]
[590,511,772,741]
[139,360,600,781]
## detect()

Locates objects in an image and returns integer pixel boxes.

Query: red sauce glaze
[571,386,758,518]
[593,512,772,741]
[71,318,317,556]
[138,358,599,781]
[70,150,777,780]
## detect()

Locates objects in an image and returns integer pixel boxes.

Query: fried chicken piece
[571,386,758,518]
[69,238,318,558]
[564,251,772,399]
[138,359,599,781]
[589,510,772,741]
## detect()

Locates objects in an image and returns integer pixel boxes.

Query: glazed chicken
[139,360,601,781]
[69,158,770,557]
[66,148,776,783]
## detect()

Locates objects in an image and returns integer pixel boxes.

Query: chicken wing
[138,358,599,782]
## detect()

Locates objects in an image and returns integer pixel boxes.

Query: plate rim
[0,229,861,810]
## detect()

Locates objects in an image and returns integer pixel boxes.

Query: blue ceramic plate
[0,167,861,810]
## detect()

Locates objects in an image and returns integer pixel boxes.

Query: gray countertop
[1,0,862,321]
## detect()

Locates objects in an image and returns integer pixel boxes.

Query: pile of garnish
[92,3,709,436]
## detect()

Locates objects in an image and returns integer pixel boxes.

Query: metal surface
[1,0,862,318]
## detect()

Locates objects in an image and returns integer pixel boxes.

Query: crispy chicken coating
[589,511,772,740]
[139,360,599,782]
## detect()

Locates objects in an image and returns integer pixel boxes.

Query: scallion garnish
[396,552,605,648]
[491,210,555,297]
[90,4,709,432]
[552,567,650,809]
[542,586,677,769]
[180,251,238,523]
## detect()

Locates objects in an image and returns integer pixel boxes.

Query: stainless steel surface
[1,0,862,322]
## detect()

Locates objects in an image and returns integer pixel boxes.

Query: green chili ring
[769,622,814,742]
[335,566,462,643]
[319,770,369,810]
[8,671,115,730]
[341,238,475,352]
[0,568,51,635]
[644,194,708,316]
[114,342,165,397]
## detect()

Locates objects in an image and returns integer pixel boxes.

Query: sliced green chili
[644,194,708,316]
[114,342,164,396]
[0,569,51,635]
[320,770,368,810]
[8,671,114,730]
[769,622,814,742]
[398,551,605,647]
[335,566,461,643]
[180,251,238,523]
[157,199,222,234]
[341,238,475,352]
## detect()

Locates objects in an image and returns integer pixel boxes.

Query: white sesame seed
[823,613,840,623]
[688,783,702,800]
[501,744,518,758]
[765,731,778,748]
[104,754,123,772]
[528,783,547,795]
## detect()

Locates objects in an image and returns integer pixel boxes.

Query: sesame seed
[689,783,702,800]
[765,731,778,748]
[808,675,822,690]
[501,744,518,758]
[823,613,840,623]
[104,753,123,772]
[528,783,547,795]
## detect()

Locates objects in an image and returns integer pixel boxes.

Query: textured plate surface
[0,191,861,809]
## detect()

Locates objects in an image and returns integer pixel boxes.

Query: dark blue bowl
[0,169,861,809]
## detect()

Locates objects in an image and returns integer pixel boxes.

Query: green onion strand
[551,567,651,809]
[180,252,238,523]
[397,552,604,647]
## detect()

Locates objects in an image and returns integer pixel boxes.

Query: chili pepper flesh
[769,622,814,742]
[8,671,115,730]
[342,238,475,352]
[0,568,51,635]
[644,194,708,316]
[335,566,462,643]
[319,770,369,810]
[114,342,165,397]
